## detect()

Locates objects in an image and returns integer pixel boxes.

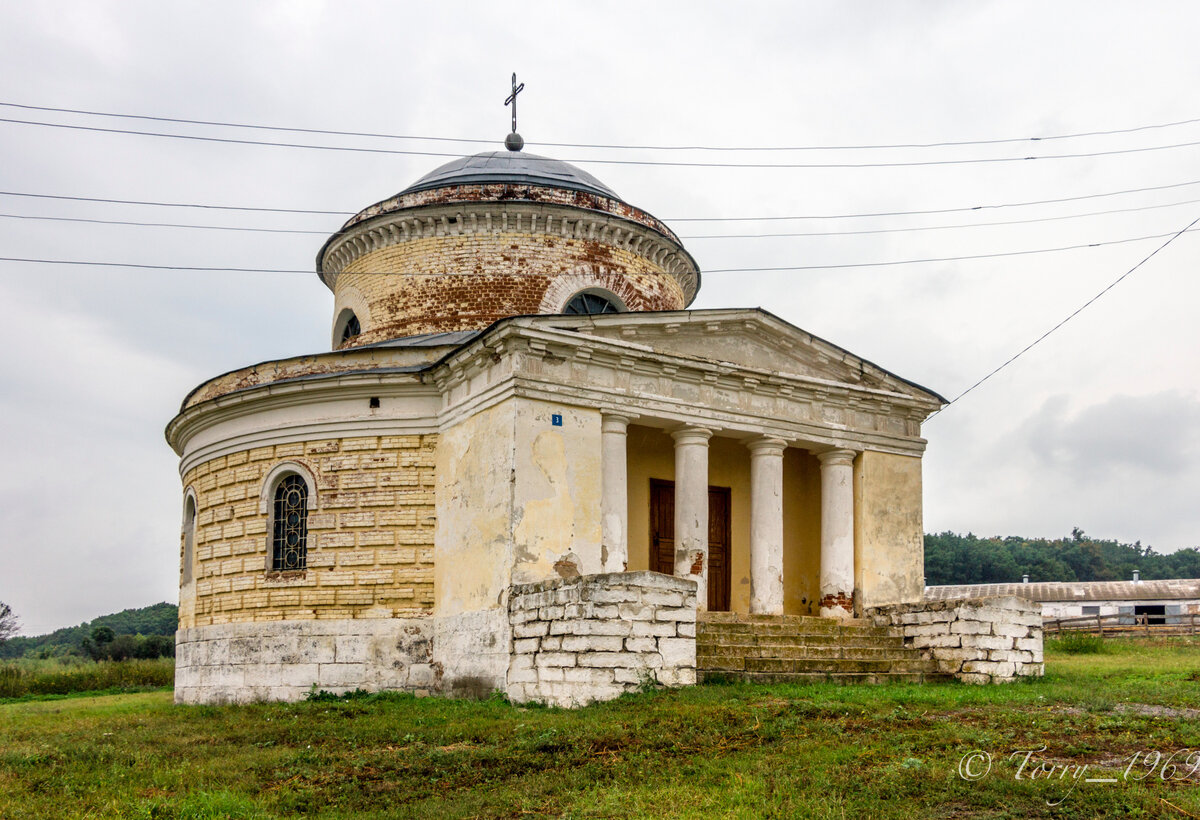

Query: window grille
[272,475,308,571]
[563,292,619,315]
[341,313,361,343]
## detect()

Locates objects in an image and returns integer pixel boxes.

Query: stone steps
[698,645,919,661]
[696,613,951,684]
[699,670,947,685]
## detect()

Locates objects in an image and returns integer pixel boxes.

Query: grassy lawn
[1,638,1199,819]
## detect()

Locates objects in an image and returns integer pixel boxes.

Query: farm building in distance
[927,578,1200,626]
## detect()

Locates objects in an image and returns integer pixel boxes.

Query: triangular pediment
[529,308,945,404]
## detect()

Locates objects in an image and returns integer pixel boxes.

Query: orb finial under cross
[504,72,525,152]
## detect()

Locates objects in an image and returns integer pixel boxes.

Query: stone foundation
[867,595,1044,683]
[507,571,698,707]
[175,618,435,704]
[433,608,512,698]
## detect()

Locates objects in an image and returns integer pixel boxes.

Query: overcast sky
[1,1,1197,635]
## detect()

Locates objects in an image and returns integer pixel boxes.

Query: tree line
[0,602,177,660]
[924,529,1200,587]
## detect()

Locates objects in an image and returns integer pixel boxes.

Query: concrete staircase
[696,612,951,684]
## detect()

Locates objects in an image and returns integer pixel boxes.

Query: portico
[603,416,860,617]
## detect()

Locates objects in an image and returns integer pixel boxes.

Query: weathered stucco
[434,396,604,617]
[511,400,603,584]
[434,400,517,617]
[854,450,925,609]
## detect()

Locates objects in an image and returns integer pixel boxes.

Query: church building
[169,112,1037,706]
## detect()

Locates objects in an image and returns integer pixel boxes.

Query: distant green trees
[0,602,177,660]
[925,530,1200,586]
[0,602,19,644]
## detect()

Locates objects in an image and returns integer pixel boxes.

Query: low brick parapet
[507,571,698,707]
[866,596,1044,683]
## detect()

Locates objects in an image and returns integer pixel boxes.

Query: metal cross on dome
[505,73,524,134]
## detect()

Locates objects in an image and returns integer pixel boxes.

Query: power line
[5,101,1200,152]
[680,197,1200,239]
[0,212,331,235]
[0,227,1194,277]
[926,215,1200,420]
[5,176,1200,223]
[702,228,1198,273]
[3,196,1198,241]
[5,115,1200,169]
[0,190,351,216]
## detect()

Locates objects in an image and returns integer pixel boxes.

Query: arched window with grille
[271,474,309,571]
[182,490,197,585]
[563,290,622,315]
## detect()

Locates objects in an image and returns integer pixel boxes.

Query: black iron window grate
[564,292,619,315]
[272,475,308,571]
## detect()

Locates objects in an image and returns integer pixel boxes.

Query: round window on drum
[563,291,621,315]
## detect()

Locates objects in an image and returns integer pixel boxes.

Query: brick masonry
[507,571,698,707]
[336,231,687,344]
[180,434,438,628]
[867,595,1044,683]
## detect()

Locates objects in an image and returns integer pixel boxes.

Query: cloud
[1023,392,1200,477]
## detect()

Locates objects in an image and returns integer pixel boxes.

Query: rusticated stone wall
[180,434,437,629]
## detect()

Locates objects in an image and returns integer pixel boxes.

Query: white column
[818,449,857,619]
[672,426,712,609]
[748,437,787,615]
[600,413,631,573]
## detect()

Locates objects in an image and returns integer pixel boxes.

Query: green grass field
[1,638,1198,819]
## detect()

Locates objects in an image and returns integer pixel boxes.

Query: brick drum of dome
[316,159,701,348]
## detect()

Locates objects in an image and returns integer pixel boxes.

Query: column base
[819,592,854,619]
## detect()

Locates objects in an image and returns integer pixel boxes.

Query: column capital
[670,425,713,445]
[601,413,634,433]
[817,448,857,467]
[746,436,787,456]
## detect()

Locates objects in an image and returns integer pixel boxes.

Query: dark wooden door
[649,479,732,612]
[707,487,731,612]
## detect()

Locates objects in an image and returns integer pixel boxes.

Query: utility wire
[682,198,1200,239]
[0,212,331,235]
[0,190,351,216]
[4,116,1200,169]
[926,215,1200,420]
[5,176,1200,223]
[3,196,1197,240]
[701,228,1198,273]
[4,101,1200,152]
[0,227,1194,277]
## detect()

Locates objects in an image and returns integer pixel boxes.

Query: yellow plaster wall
[782,449,822,616]
[624,425,821,615]
[433,397,604,615]
[853,450,925,608]
[512,399,604,583]
[179,435,437,629]
[433,401,517,617]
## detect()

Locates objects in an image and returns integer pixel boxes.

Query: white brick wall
[507,571,698,707]
[867,595,1044,683]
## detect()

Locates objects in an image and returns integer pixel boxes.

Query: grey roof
[398,151,621,200]
[926,579,1200,603]
[355,329,482,350]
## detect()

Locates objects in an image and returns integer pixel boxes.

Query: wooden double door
[649,479,732,612]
